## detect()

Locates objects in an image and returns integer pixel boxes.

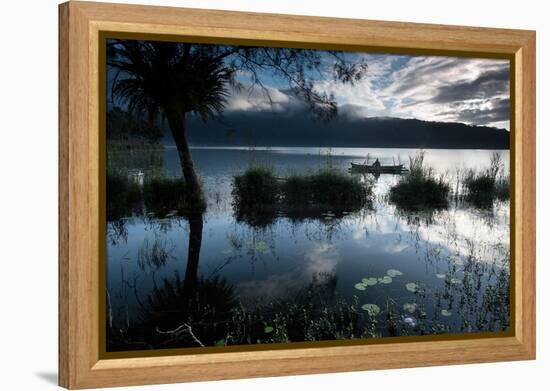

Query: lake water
[106,147,510,349]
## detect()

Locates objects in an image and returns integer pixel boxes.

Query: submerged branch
[156,323,205,347]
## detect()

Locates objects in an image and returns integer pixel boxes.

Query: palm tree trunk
[183,211,204,292]
[165,109,205,292]
[165,110,203,207]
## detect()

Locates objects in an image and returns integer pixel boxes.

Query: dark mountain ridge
[182,113,510,149]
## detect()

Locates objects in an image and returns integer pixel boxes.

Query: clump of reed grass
[232,167,279,210]
[142,177,188,215]
[462,152,510,208]
[389,152,451,210]
[232,167,371,225]
[494,176,510,201]
[107,171,206,221]
[231,167,280,226]
[106,171,142,221]
[282,169,369,210]
[137,234,174,271]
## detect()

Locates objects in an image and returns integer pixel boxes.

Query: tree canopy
[107,40,369,124]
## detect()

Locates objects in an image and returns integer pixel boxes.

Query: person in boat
[372,158,381,167]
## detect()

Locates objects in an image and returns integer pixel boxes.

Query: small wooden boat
[349,162,408,174]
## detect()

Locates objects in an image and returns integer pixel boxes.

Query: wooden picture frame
[59,1,536,388]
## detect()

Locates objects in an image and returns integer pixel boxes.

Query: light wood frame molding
[59,1,536,388]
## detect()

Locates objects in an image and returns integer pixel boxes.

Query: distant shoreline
[164,145,511,151]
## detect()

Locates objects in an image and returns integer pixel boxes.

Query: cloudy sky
[225,52,510,130]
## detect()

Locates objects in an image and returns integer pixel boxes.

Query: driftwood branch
[156,323,205,347]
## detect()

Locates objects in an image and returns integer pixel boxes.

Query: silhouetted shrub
[462,152,509,208]
[107,273,237,351]
[494,176,510,201]
[106,172,142,221]
[232,167,280,209]
[389,152,450,210]
[107,172,207,220]
[142,177,188,215]
[232,167,371,224]
[283,169,369,211]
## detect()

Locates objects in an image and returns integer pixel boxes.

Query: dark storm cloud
[221,52,511,129]
[443,98,510,126]
[431,67,509,104]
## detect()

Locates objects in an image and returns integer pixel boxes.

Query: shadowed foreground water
[106,147,510,351]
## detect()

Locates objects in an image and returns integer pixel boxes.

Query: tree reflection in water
[108,209,379,350]
[108,209,241,351]
[108,200,510,351]
[106,158,510,351]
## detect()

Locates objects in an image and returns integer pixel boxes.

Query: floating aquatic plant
[354,283,367,291]
[255,241,270,253]
[264,326,274,333]
[436,273,446,279]
[247,241,270,254]
[441,309,452,317]
[403,303,417,313]
[361,303,381,316]
[361,277,378,286]
[221,249,232,256]
[405,282,420,293]
[387,269,403,277]
[450,278,461,285]
[378,276,393,284]
[403,316,416,326]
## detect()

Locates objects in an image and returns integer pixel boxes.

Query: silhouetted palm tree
[107,40,368,204]
[108,42,236,206]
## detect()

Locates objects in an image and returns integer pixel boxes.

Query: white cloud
[370,55,510,129]
[225,84,295,112]
[223,52,510,129]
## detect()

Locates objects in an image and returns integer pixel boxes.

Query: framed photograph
[59,1,536,389]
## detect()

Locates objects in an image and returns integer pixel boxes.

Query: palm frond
[109,40,234,124]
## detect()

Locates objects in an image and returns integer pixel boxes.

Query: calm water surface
[107,147,510,340]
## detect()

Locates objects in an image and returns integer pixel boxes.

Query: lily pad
[361,277,378,286]
[441,309,452,317]
[378,276,393,284]
[354,283,367,291]
[264,326,274,333]
[403,303,417,313]
[436,273,446,279]
[450,278,461,285]
[252,241,270,253]
[361,303,381,316]
[387,269,403,278]
[405,282,420,293]
[403,316,416,326]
